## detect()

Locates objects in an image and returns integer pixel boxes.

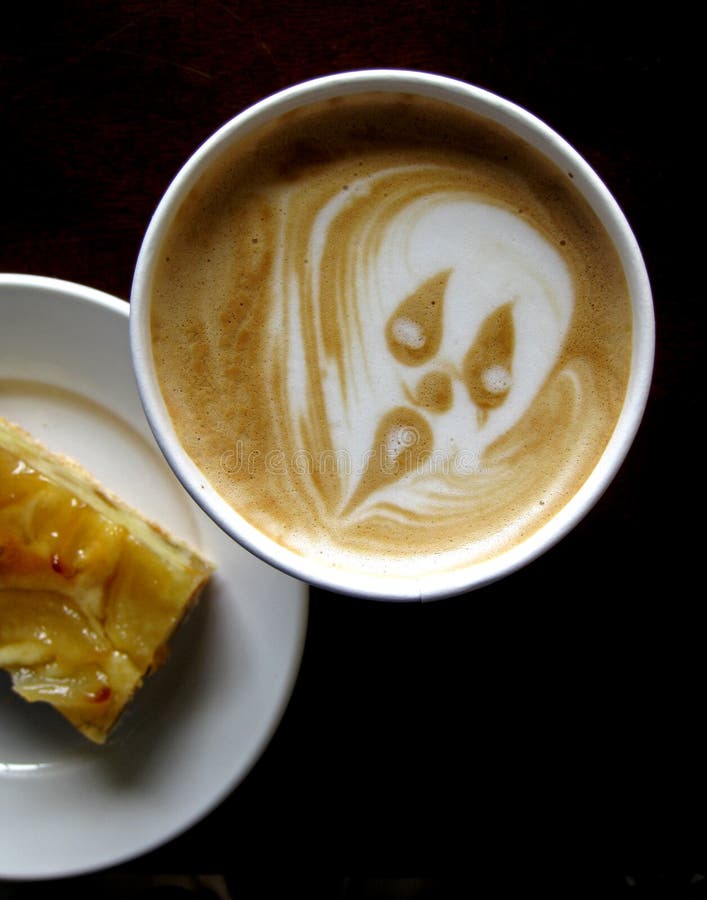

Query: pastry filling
[0,417,213,744]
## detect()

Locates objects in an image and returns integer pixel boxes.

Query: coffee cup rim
[130,68,654,601]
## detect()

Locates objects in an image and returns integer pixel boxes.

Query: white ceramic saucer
[0,274,309,880]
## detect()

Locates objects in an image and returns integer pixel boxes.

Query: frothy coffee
[150,92,632,578]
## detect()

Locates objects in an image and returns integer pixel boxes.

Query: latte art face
[284,181,575,521]
[151,93,632,577]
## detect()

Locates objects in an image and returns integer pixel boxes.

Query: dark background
[0,0,703,894]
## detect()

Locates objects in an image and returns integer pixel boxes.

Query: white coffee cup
[130,69,654,601]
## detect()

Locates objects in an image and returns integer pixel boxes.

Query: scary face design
[278,174,575,524]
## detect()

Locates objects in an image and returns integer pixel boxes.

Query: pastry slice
[0,416,214,744]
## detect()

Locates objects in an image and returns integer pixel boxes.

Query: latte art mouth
[150,92,632,575]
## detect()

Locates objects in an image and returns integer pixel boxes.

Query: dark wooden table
[1,1,702,893]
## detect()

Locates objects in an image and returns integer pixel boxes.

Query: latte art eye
[385,270,450,366]
[462,302,515,418]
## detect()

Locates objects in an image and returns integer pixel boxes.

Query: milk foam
[150,92,632,576]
